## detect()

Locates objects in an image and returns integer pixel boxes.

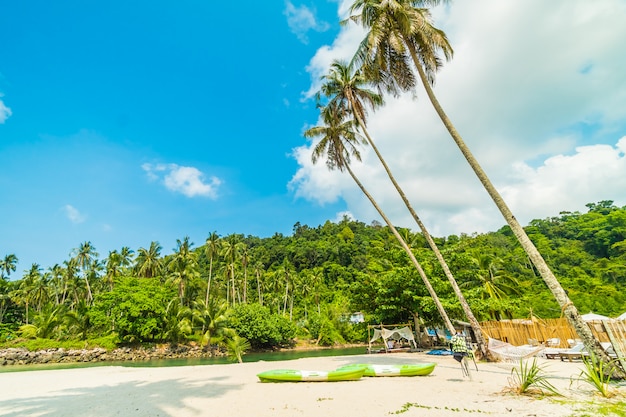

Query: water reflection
[0,346,368,373]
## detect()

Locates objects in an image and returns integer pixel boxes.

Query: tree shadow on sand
[0,374,241,417]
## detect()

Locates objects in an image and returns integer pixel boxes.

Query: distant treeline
[1,200,624,350]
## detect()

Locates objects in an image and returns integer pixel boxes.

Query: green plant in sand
[577,352,619,398]
[226,335,251,363]
[507,358,560,396]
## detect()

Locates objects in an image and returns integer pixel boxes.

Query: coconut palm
[192,298,232,349]
[347,0,616,372]
[135,241,163,279]
[221,235,244,305]
[305,101,455,333]
[0,254,18,280]
[105,250,123,291]
[204,232,221,304]
[167,236,199,305]
[72,241,98,303]
[319,58,489,358]
[11,263,42,324]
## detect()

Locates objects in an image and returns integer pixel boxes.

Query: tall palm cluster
[303,0,619,372]
[0,236,266,348]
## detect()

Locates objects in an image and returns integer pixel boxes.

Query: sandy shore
[1,352,623,417]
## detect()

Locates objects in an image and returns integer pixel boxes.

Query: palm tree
[135,241,163,278]
[318,58,489,358]
[192,298,231,349]
[305,101,455,333]
[347,0,616,372]
[105,250,122,291]
[167,237,199,305]
[220,235,244,305]
[0,254,18,279]
[12,263,42,324]
[241,244,249,304]
[252,261,265,306]
[72,241,98,303]
[119,246,134,270]
[63,258,83,308]
[204,232,221,304]
[462,253,521,320]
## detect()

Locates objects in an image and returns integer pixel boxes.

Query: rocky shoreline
[0,344,226,366]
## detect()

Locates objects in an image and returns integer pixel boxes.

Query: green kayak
[257,366,366,382]
[337,363,436,377]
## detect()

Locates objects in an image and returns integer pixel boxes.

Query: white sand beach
[0,352,623,417]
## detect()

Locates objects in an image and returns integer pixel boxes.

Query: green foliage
[3,201,626,351]
[225,335,251,363]
[507,358,560,396]
[228,303,296,349]
[570,400,626,416]
[577,353,619,398]
[306,312,343,346]
[90,277,176,343]
[0,334,118,351]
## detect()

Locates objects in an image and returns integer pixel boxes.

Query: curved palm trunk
[205,255,213,305]
[350,96,490,359]
[344,162,456,334]
[405,42,621,374]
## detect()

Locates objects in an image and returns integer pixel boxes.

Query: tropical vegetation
[1,202,625,355]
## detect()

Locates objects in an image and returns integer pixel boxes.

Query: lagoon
[0,346,367,373]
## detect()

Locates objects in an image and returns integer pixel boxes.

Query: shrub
[228,303,297,349]
[90,277,176,343]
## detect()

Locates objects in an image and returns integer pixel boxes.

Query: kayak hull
[257,367,366,382]
[338,363,436,377]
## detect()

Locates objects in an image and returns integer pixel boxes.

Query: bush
[306,313,344,346]
[90,277,176,343]
[228,303,297,349]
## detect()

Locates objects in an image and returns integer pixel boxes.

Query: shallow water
[0,346,368,373]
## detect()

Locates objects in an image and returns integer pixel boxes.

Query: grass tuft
[505,357,560,396]
[576,353,619,398]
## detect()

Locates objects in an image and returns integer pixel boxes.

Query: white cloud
[503,137,626,219]
[64,204,86,224]
[0,95,11,123]
[142,163,221,198]
[284,1,330,44]
[292,0,626,236]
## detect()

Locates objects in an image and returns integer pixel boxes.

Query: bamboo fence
[479,317,626,352]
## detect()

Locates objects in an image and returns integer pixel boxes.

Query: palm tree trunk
[351,98,490,360]
[344,163,456,334]
[83,276,93,304]
[405,41,621,375]
[205,256,213,305]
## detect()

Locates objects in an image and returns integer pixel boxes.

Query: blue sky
[2,0,626,276]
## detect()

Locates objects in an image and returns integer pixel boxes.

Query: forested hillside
[1,201,624,350]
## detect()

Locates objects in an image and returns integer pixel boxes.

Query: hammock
[488,338,544,362]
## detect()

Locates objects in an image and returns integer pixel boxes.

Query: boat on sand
[337,363,436,377]
[257,366,366,382]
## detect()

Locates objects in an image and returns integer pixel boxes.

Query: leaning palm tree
[319,59,490,359]
[347,0,618,373]
[305,101,455,333]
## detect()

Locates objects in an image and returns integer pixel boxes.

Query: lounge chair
[558,343,588,362]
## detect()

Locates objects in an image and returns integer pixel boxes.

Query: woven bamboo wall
[480,318,608,348]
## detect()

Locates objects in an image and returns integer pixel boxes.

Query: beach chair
[450,334,477,378]
[558,343,588,362]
